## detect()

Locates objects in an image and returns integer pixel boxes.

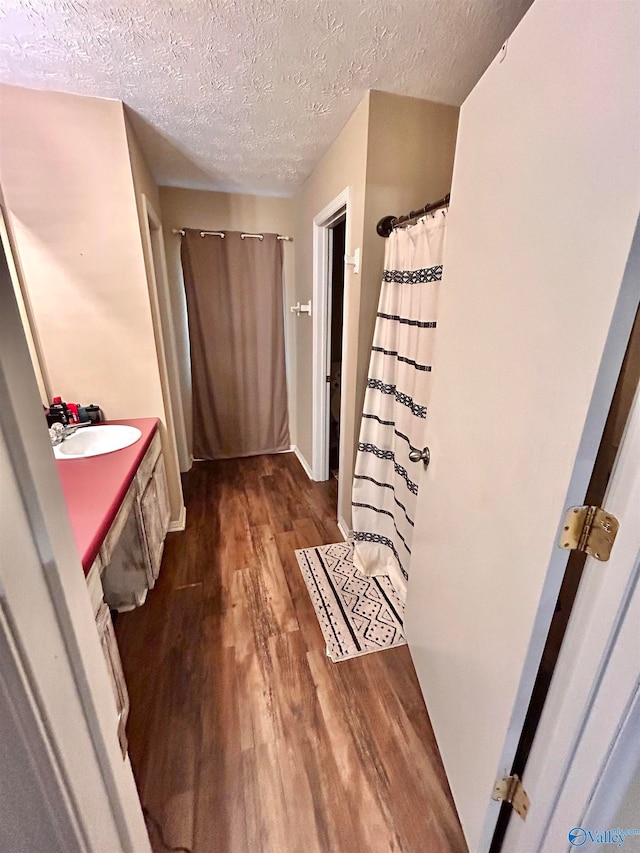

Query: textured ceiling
[0,0,532,196]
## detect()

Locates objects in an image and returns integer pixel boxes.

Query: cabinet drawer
[136,430,162,492]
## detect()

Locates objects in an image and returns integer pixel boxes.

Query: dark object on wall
[376,193,451,237]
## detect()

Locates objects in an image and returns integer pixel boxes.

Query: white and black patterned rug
[295,541,406,662]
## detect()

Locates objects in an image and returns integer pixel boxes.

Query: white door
[504,383,640,849]
[404,3,640,851]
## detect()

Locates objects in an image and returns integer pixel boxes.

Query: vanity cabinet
[100,430,170,610]
[85,428,170,754]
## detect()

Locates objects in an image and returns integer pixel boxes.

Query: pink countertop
[56,418,159,575]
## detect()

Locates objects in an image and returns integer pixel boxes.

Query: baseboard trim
[337,516,351,541]
[292,445,314,480]
[168,504,187,533]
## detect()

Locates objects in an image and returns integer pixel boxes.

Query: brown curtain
[180,230,290,460]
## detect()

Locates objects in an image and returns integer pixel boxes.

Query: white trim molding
[168,504,187,533]
[292,445,314,481]
[0,206,51,406]
[337,516,351,541]
[140,194,190,480]
[311,187,351,483]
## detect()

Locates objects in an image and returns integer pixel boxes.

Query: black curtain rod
[376,193,451,238]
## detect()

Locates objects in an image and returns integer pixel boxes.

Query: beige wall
[362,91,459,391]
[293,93,371,524]
[0,84,183,522]
[292,91,458,526]
[159,186,296,460]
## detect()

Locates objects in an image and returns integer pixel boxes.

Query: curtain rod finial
[377,215,397,238]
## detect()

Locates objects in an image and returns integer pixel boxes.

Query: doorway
[140,195,189,481]
[328,216,346,481]
[311,187,351,535]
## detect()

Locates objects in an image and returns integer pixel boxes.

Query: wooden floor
[115,452,466,853]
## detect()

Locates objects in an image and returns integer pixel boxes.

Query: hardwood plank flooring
[115,452,466,853]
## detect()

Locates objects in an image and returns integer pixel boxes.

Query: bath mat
[295,540,406,662]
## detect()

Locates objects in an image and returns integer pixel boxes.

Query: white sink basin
[53,425,142,459]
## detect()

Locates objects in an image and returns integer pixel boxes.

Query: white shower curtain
[352,211,446,600]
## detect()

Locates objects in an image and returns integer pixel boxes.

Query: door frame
[312,188,351,506]
[0,205,51,406]
[141,195,188,468]
[140,194,187,530]
[504,381,640,849]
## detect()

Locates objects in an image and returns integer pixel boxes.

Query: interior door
[505,375,640,849]
[404,3,640,851]
[325,225,335,478]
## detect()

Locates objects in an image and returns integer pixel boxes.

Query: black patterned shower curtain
[352,212,447,600]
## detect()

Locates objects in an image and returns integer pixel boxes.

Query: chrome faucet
[49,422,80,446]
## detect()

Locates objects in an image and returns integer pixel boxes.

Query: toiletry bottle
[50,396,69,426]
[85,404,103,424]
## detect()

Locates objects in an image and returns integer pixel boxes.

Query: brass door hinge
[492,774,530,820]
[559,506,619,562]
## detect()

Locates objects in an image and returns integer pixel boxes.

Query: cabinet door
[86,552,104,617]
[96,602,129,757]
[101,503,150,610]
[153,453,170,540]
[140,454,171,584]
[140,477,160,583]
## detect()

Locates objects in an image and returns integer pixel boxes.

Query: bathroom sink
[53,425,142,459]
